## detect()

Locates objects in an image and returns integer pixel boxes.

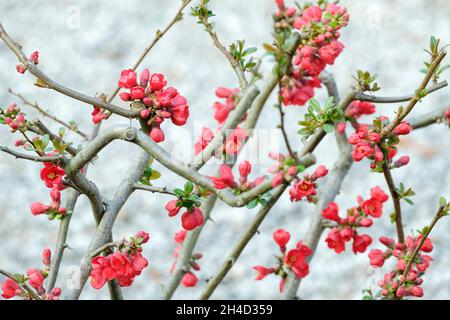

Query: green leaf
[184,181,194,195]
[242,47,257,56]
[440,196,447,207]
[309,99,321,113]
[174,188,185,197]
[322,123,334,134]
[149,170,161,180]
[247,198,259,209]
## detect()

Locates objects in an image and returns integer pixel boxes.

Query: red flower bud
[273,229,290,247]
[31,202,50,215]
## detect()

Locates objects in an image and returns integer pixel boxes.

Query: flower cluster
[90,231,149,289]
[288,165,328,202]
[1,248,61,300]
[279,2,349,106]
[165,182,205,231]
[267,152,328,202]
[348,115,413,170]
[170,230,203,287]
[210,161,265,192]
[115,68,189,142]
[30,162,67,220]
[16,51,39,74]
[322,186,389,254]
[254,229,312,292]
[0,103,26,132]
[346,100,376,120]
[369,235,433,299]
[194,87,247,156]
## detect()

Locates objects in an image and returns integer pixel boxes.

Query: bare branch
[382,162,405,243]
[409,104,449,130]
[8,89,89,140]
[199,186,288,299]
[0,145,63,162]
[64,150,150,300]
[356,81,447,104]
[133,183,177,197]
[380,51,447,139]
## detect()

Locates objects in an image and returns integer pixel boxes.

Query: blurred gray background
[0,0,449,299]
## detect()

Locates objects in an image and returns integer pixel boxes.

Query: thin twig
[356,81,447,104]
[409,104,449,130]
[199,185,288,299]
[382,162,405,243]
[8,88,89,140]
[0,145,63,162]
[380,51,447,139]
[133,183,177,196]
[198,12,248,88]
[277,81,299,163]
[401,204,446,278]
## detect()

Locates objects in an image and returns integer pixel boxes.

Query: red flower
[149,73,167,91]
[352,234,372,254]
[273,229,291,248]
[253,266,273,280]
[346,100,376,118]
[322,202,340,222]
[40,163,65,189]
[29,51,39,64]
[361,198,383,218]
[393,121,412,136]
[325,228,346,253]
[42,248,51,267]
[30,202,50,216]
[171,104,189,126]
[1,278,21,299]
[238,160,252,179]
[181,272,198,287]
[174,230,187,244]
[289,179,316,202]
[370,186,389,203]
[312,165,328,179]
[135,231,150,244]
[26,269,44,291]
[165,200,181,217]
[416,235,433,253]
[210,164,236,189]
[181,207,204,231]
[368,249,386,267]
[352,141,374,162]
[284,244,312,278]
[90,256,116,289]
[150,127,165,143]
[118,69,138,89]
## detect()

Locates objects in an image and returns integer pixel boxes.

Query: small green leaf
[440,196,447,207]
[184,181,194,195]
[247,198,259,209]
[322,123,334,134]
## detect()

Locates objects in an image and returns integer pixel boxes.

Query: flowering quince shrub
[1,0,450,301]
